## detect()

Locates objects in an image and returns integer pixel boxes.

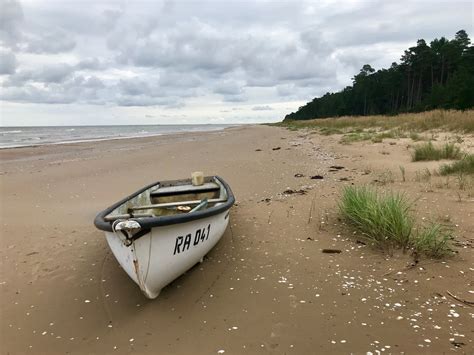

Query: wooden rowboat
[94,176,235,299]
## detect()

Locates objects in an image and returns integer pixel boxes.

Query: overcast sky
[0,0,472,126]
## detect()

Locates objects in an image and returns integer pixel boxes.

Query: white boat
[94,176,234,299]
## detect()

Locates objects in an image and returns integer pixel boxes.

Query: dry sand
[0,125,472,354]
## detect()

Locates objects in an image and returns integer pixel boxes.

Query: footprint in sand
[289,294,298,308]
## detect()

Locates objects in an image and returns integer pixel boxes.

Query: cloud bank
[0,0,472,125]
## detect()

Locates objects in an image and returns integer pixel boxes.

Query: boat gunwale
[94,176,235,235]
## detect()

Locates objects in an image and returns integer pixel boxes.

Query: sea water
[0,124,236,149]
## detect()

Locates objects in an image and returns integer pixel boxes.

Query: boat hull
[104,209,230,299]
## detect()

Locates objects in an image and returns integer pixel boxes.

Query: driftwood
[322,249,342,254]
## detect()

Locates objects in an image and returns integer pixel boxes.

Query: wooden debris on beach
[322,248,342,253]
[329,165,345,172]
[283,189,307,195]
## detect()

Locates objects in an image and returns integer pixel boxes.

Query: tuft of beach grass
[439,154,474,175]
[411,142,462,161]
[338,186,413,251]
[339,185,453,258]
[413,224,453,258]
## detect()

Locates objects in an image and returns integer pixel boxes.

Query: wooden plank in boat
[131,198,227,211]
[150,182,219,197]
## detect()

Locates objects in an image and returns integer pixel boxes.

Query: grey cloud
[4,63,82,87]
[101,9,123,32]
[113,20,240,74]
[0,0,77,54]
[116,96,160,106]
[119,78,152,96]
[246,76,279,88]
[320,1,472,48]
[222,93,247,103]
[276,84,295,97]
[116,74,200,106]
[24,2,125,37]
[116,95,182,107]
[0,0,24,47]
[36,63,74,83]
[0,49,16,74]
[214,80,242,95]
[119,75,183,98]
[164,101,185,109]
[24,30,76,54]
[68,75,106,89]
[252,105,273,111]
[300,29,333,56]
[82,76,105,89]
[115,18,335,91]
[1,75,106,105]
[76,58,104,71]
[0,84,75,104]
[2,71,27,86]
[159,71,202,89]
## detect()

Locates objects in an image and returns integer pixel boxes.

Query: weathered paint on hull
[105,210,229,299]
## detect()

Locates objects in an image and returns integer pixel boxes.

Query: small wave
[1,130,23,134]
[66,128,76,131]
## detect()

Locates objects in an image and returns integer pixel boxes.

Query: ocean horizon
[0,124,239,149]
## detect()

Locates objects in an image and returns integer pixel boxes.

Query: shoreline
[0,125,249,165]
[0,124,242,150]
[1,125,472,354]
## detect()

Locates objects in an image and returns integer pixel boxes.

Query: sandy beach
[1,125,472,354]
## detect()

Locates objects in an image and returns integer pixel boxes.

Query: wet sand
[0,125,472,354]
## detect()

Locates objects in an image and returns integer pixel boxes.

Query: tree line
[284,30,474,121]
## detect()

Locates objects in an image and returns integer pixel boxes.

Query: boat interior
[105,176,228,220]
